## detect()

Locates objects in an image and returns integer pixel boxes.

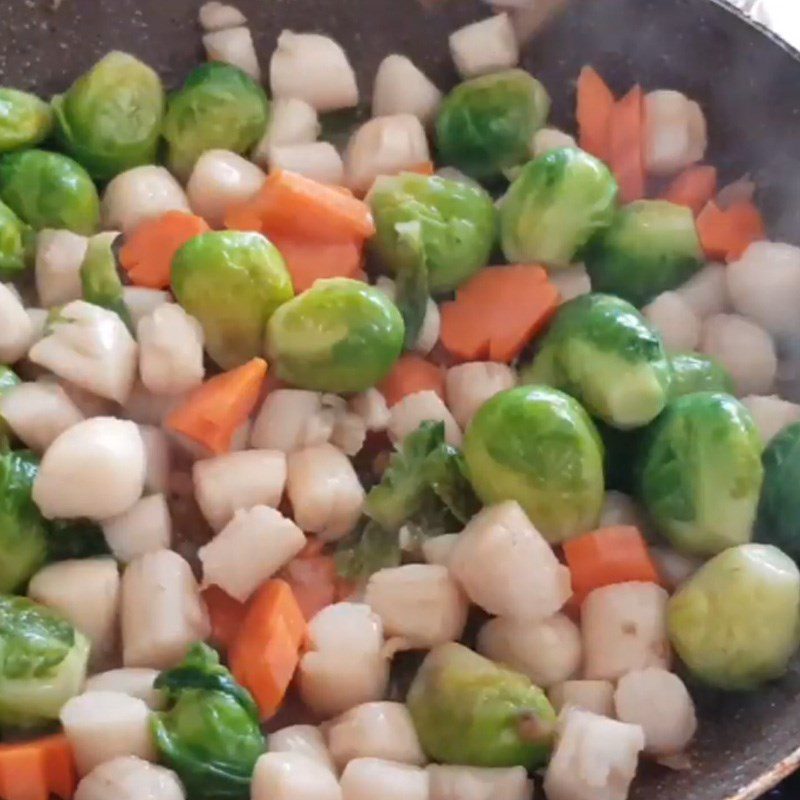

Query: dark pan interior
[3,0,800,797]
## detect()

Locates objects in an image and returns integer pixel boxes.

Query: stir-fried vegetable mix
[0,5,795,800]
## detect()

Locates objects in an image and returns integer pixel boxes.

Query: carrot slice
[696,199,766,262]
[268,233,364,293]
[203,586,247,651]
[166,357,267,456]
[662,165,718,215]
[119,211,210,289]
[576,66,615,162]
[281,555,338,621]
[440,265,560,364]
[609,85,646,203]
[563,526,661,606]
[0,734,77,800]
[378,353,445,408]
[723,200,766,261]
[229,579,307,720]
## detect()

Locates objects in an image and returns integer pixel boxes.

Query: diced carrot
[203,586,247,650]
[229,579,307,720]
[576,66,616,162]
[268,233,364,293]
[440,265,560,363]
[722,200,766,261]
[0,734,77,800]
[696,199,766,262]
[609,85,646,203]
[563,526,662,606]
[662,165,718,215]
[281,555,338,621]
[119,211,210,289]
[166,357,268,456]
[378,353,445,408]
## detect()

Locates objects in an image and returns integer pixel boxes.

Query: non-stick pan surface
[3,0,800,797]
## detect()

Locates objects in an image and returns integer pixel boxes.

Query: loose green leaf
[80,232,134,333]
[335,519,402,582]
[392,221,430,350]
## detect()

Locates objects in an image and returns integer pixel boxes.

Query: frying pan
[3,0,800,797]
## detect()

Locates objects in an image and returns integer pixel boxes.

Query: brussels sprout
[163,62,269,179]
[369,173,496,294]
[0,366,20,450]
[669,352,734,399]
[0,88,53,153]
[463,386,604,543]
[46,518,111,562]
[266,278,404,392]
[0,150,100,234]
[638,392,763,556]
[436,69,550,181]
[584,200,703,307]
[668,544,800,689]
[407,642,556,768]
[0,199,33,279]
[522,294,672,430]
[80,232,134,333]
[0,594,90,727]
[151,643,265,800]
[500,148,618,267]
[172,231,293,369]
[52,52,165,181]
[594,419,641,495]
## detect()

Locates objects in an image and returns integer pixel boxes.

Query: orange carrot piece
[203,586,247,651]
[166,357,267,456]
[119,211,210,289]
[229,579,307,720]
[576,66,615,162]
[695,200,731,260]
[378,354,445,408]
[440,265,560,364]
[0,734,77,800]
[281,555,338,621]
[609,85,646,203]
[696,199,766,262]
[406,162,436,176]
[662,165,718,215]
[268,233,364,293]
[723,200,766,261]
[563,526,661,606]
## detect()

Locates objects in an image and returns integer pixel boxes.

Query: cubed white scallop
[186,149,266,228]
[365,564,468,649]
[548,263,591,302]
[33,417,145,520]
[253,98,320,165]
[349,388,390,432]
[582,581,670,681]
[61,691,156,776]
[373,54,442,125]
[250,389,338,452]
[341,758,428,800]
[56,379,118,418]
[449,14,519,78]
[124,382,185,428]
[84,668,164,710]
[676,263,729,319]
[644,90,707,175]
[75,756,185,800]
[445,363,516,430]
[421,534,460,567]
[449,501,572,620]
[268,142,344,185]
[0,282,32,364]
[308,602,384,653]
[199,505,306,602]
[123,287,171,327]
[344,114,430,194]
[533,127,578,157]
[270,31,359,112]
[642,291,701,352]
[741,394,800,444]
[700,313,777,396]
[25,307,48,350]
[413,299,441,356]
[252,752,342,800]
[198,1,246,31]
[203,26,260,81]
[329,410,367,456]
[102,494,172,564]
[427,765,533,800]
[269,725,336,773]
[547,680,615,717]
[388,390,462,447]
[287,443,365,541]
[137,425,170,495]
[35,229,88,308]
[478,613,582,688]
[121,549,210,669]
[598,491,644,528]
[647,546,700,591]
[0,381,84,453]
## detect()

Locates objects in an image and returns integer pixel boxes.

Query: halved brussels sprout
[638,392,763,556]
[436,69,550,181]
[668,352,734,399]
[266,278,405,393]
[163,62,269,179]
[369,173,496,294]
[0,199,33,279]
[584,200,703,307]
[0,149,100,234]
[463,385,604,543]
[52,51,165,181]
[522,294,672,430]
[0,366,20,450]
[0,89,53,153]
[500,148,618,267]
[80,232,134,333]
[172,230,294,370]
[668,544,800,689]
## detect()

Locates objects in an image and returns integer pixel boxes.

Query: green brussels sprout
[0,366,20,450]
[594,418,641,495]
[46,519,111,562]
[668,544,800,689]
[151,643,265,800]
[0,88,53,153]
[266,278,404,392]
[0,199,34,279]
[463,386,604,543]
[172,231,294,370]
[407,642,556,768]
[0,150,99,234]
[436,69,550,182]
[0,450,49,594]
[638,392,763,556]
[522,294,672,430]
[0,594,90,727]
[584,200,703,307]
[80,232,134,333]
[369,172,496,294]
[52,51,165,181]
[669,352,734,399]
[163,63,269,179]
[500,148,618,267]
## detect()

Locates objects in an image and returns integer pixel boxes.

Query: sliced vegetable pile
[0,3,798,800]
